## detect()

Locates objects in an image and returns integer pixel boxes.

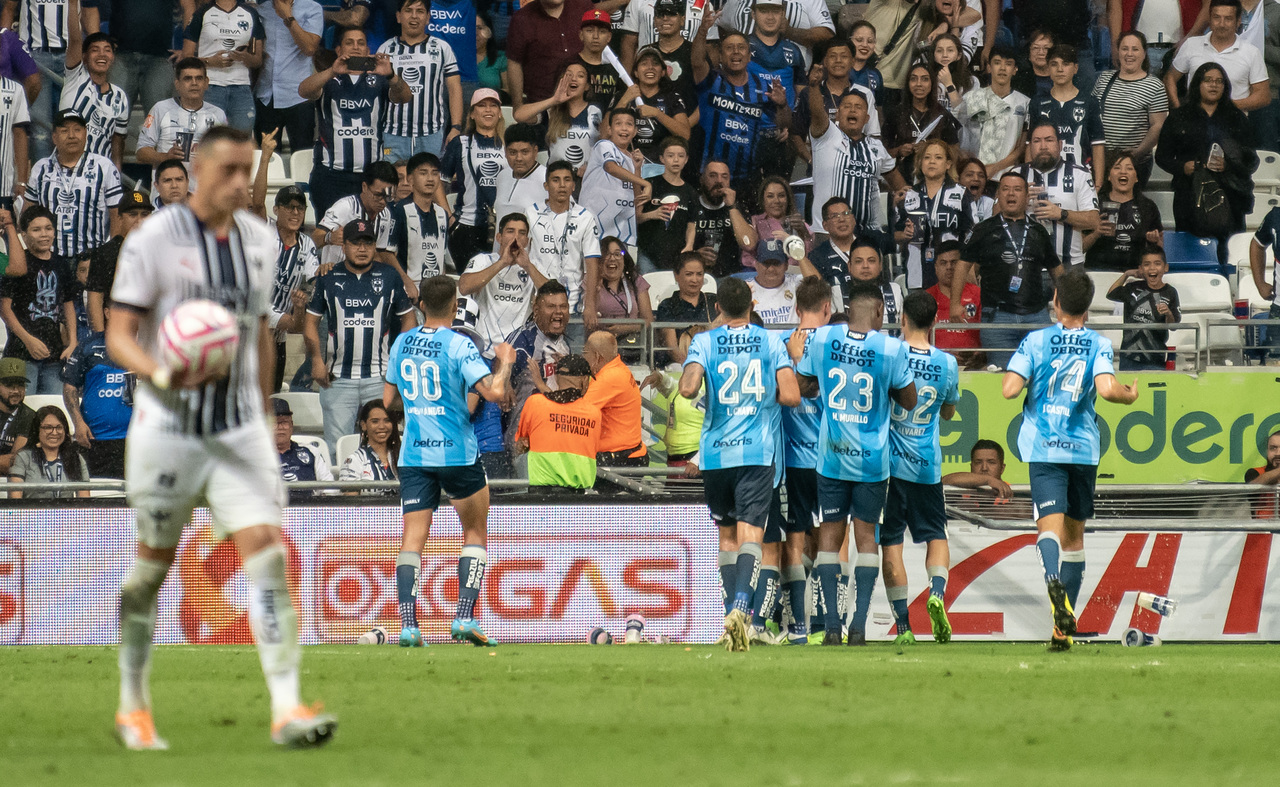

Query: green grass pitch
[3,643,1278,785]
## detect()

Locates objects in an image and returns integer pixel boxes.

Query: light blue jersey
[797,327,913,482]
[685,324,793,471]
[889,346,961,484]
[387,326,492,468]
[781,327,822,470]
[1007,324,1116,465]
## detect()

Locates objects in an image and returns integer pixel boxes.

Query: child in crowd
[1106,244,1181,371]
[581,107,651,246]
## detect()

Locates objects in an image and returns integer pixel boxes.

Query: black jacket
[1155,102,1259,234]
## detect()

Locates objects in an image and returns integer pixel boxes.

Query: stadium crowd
[2,0,1280,494]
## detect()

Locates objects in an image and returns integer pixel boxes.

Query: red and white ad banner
[0,507,1276,644]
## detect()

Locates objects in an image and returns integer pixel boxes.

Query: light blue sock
[732,543,762,615]
[928,566,948,600]
[887,585,910,634]
[850,553,879,634]
[782,565,807,636]
[719,550,738,616]
[455,546,485,620]
[752,566,780,627]
[815,552,842,632]
[1061,551,1085,609]
[1037,532,1062,584]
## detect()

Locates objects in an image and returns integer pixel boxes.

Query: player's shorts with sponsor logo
[400,461,488,513]
[1028,462,1096,520]
[702,465,774,529]
[126,419,285,549]
[817,473,888,525]
[878,477,947,546]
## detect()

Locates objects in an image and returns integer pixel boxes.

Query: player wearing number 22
[1002,269,1139,652]
[384,276,515,648]
[795,281,917,646]
[678,278,800,652]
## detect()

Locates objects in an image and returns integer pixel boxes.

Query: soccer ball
[158,299,240,380]
[782,235,806,261]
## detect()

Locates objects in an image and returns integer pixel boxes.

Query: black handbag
[1189,167,1233,238]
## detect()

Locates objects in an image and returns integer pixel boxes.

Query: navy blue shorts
[879,477,948,546]
[1028,462,1096,521]
[784,467,819,534]
[817,474,888,525]
[764,486,786,544]
[400,462,488,514]
[702,465,775,529]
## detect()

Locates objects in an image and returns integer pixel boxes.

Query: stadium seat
[22,395,71,424]
[642,270,718,310]
[289,149,314,187]
[730,270,756,281]
[1163,232,1219,271]
[304,204,316,229]
[335,433,361,467]
[292,434,331,466]
[501,105,515,130]
[252,150,291,188]
[1225,232,1262,276]
[1087,313,1126,357]
[1253,150,1280,191]
[1086,270,1121,315]
[1147,158,1175,190]
[1238,271,1273,314]
[1164,272,1233,313]
[1147,190,1175,223]
[1247,193,1280,230]
[273,392,324,434]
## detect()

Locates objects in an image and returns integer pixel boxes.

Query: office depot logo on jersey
[313,534,693,643]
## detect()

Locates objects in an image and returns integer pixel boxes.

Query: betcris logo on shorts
[313,533,694,642]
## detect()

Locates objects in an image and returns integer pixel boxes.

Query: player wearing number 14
[1002,270,1139,651]
[384,276,515,648]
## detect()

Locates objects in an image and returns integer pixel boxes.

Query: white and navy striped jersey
[524,200,601,314]
[377,35,459,137]
[317,194,394,266]
[26,151,123,257]
[316,73,392,174]
[14,0,90,51]
[439,132,503,226]
[388,198,451,280]
[1016,160,1099,269]
[0,77,32,196]
[305,260,414,379]
[111,205,276,436]
[722,0,833,68]
[267,225,318,337]
[59,64,130,159]
[466,251,544,357]
[810,124,895,232]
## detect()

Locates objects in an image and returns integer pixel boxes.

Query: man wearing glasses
[803,196,860,306]
[262,185,319,391]
[313,160,415,297]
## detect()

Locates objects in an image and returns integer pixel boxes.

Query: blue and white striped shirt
[26,151,123,257]
[316,73,391,173]
[378,35,459,137]
[59,64,130,160]
[306,261,414,379]
[14,0,96,51]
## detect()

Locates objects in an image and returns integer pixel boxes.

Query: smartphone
[346,56,377,72]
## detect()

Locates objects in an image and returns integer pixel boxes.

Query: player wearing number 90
[678,277,800,652]
[795,279,917,646]
[384,276,516,648]
[1002,269,1139,652]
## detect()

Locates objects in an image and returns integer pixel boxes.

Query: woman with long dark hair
[475,12,508,97]
[338,400,400,495]
[744,177,812,269]
[617,47,692,173]
[1084,152,1165,271]
[593,236,654,358]
[514,61,599,175]
[883,62,961,177]
[1156,63,1258,259]
[930,33,977,112]
[8,406,89,498]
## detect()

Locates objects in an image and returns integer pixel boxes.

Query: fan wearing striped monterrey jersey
[376,0,462,161]
[106,125,336,751]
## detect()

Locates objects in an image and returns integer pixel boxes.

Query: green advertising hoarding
[944,372,1280,483]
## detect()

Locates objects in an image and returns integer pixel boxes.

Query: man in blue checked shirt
[678,276,800,652]
[795,280,916,646]
[1002,269,1138,652]
[384,275,514,649]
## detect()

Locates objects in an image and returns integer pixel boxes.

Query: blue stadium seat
[1163,232,1224,273]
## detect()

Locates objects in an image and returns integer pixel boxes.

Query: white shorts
[126,419,285,549]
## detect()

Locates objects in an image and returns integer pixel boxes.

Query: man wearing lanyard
[953,171,1064,369]
[525,160,602,345]
[1015,120,1099,270]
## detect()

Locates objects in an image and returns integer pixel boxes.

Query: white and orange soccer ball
[158,299,240,380]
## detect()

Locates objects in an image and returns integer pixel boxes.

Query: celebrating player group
[677,266,1138,651]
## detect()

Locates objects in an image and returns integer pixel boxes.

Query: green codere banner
[944,372,1280,484]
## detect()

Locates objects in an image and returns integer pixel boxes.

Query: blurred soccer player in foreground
[1002,269,1138,651]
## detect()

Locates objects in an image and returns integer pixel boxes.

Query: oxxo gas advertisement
[3,507,1278,644]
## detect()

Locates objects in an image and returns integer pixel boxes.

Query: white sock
[242,545,301,720]
[118,558,169,714]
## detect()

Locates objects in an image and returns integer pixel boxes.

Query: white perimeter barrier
[1,506,1277,644]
